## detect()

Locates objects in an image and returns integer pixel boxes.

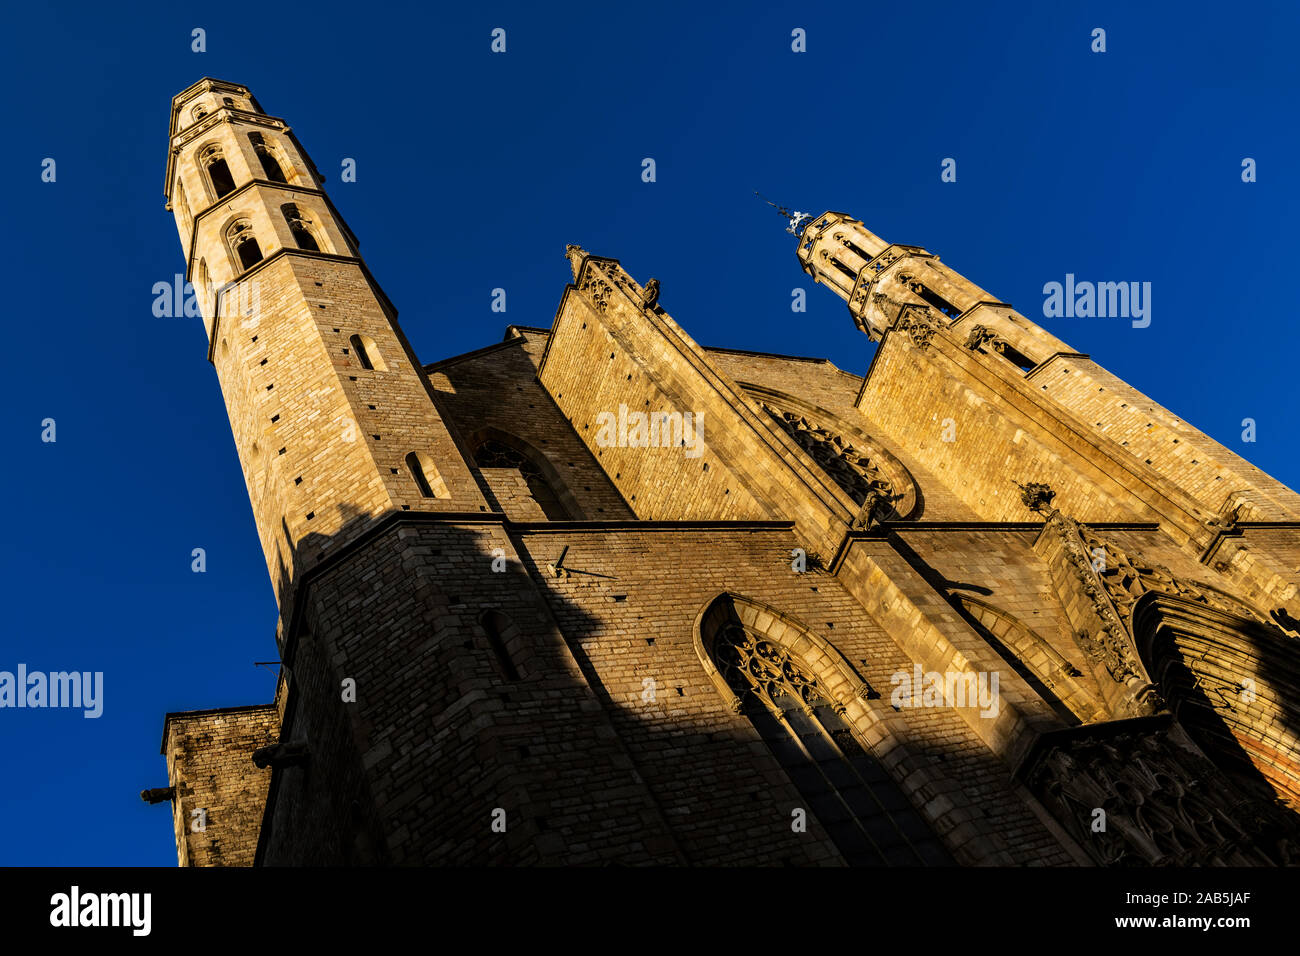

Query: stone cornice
[164,98,286,203]
[204,247,389,364]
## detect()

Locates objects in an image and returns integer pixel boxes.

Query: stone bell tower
[163,78,485,606]
[791,206,1300,620]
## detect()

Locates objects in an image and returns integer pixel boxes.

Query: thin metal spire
[755,191,812,236]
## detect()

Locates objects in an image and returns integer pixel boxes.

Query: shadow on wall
[1135,594,1300,835]
[245,501,1006,866]
[222,496,1300,867]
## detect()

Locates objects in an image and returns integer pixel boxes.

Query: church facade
[152,77,1300,866]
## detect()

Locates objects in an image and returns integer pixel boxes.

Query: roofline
[421,325,852,374]
[701,344,841,366]
[423,335,527,373]
[172,76,251,102]
[159,702,278,754]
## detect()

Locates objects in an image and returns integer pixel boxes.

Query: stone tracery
[761,404,900,521]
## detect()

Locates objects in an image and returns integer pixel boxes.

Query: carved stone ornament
[578,270,613,313]
[713,623,826,715]
[1017,481,1057,516]
[762,405,900,517]
[1079,527,1278,631]
[1044,512,1165,715]
[894,304,938,349]
[1024,724,1298,866]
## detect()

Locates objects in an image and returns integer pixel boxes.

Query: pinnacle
[565,244,588,281]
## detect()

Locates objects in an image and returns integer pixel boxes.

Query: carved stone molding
[1080,526,1277,632]
[1021,718,1298,866]
[577,269,613,313]
[761,405,900,518]
[569,253,648,314]
[1039,512,1164,716]
[893,304,939,349]
[965,323,1026,357]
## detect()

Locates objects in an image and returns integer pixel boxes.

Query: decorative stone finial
[640,278,659,309]
[1017,481,1057,516]
[565,244,588,281]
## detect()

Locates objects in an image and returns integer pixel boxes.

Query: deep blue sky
[0,1,1295,865]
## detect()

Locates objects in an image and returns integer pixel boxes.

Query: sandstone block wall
[162,705,278,866]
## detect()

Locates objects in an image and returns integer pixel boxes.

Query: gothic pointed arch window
[200,144,237,200]
[227,219,263,272]
[474,439,572,521]
[898,273,963,320]
[963,325,1038,373]
[281,203,321,252]
[700,596,952,866]
[249,132,288,183]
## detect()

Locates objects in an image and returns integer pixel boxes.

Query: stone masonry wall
[163,705,278,867]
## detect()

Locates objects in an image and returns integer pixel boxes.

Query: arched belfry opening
[694,594,952,866]
[281,203,321,252]
[248,132,289,183]
[200,144,237,200]
[227,219,263,272]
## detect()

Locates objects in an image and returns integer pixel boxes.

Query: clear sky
[0,1,1295,865]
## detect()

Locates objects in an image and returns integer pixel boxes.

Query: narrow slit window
[175,178,191,230]
[480,610,522,682]
[405,451,448,499]
[197,257,209,313]
[348,333,386,371]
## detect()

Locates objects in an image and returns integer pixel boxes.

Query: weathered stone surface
[156,81,1300,867]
